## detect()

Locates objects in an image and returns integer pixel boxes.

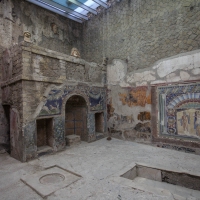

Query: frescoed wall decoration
[119,86,151,107]
[158,83,200,139]
[39,85,106,116]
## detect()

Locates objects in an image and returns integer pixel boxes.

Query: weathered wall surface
[0,0,83,77]
[107,50,200,149]
[0,0,82,56]
[1,42,107,161]
[0,0,83,145]
[83,0,200,71]
[1,42,106,124]
[0,1,13,146]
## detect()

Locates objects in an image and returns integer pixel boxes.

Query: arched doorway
[65,95,87,141]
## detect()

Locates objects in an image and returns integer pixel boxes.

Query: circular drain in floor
[39,173,65,185]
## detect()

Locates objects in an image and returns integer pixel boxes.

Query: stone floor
[0,138,200,200]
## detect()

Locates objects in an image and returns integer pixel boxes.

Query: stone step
[37,146,53,157]
[96,132,104,140]
[66,135,81,146]
[133,177,200,199]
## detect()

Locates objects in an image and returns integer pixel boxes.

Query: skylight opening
[26,0,108,23]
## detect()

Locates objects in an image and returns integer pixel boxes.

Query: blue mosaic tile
[158,83,200,139]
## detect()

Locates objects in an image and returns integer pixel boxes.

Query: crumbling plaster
[108,50,200,88]
[0,0,83,146]
[1,0,200,156]
[107,50,200,143]
[1,41,107,161]
[0,0,83,66]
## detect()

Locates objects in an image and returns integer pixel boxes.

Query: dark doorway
[36,118,53,150]
[2,105,10,153]
[95,112,104,133]
[65,95,87,141]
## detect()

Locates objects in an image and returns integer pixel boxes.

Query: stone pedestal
[66,135,81,146]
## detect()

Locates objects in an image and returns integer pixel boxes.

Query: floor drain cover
[21,166,81,198]
[40,173,65,185]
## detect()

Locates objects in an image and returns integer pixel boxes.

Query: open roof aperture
[26,0,108,23]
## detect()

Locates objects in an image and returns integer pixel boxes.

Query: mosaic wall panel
[53,117,65,150]
[87,113,95,134]
[87,113,95,141]
[158,83,200,139]
[39,85,106,116]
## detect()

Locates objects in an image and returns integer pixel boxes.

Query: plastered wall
[107,50,200,150]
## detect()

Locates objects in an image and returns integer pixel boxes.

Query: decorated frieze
[39,85,106,116]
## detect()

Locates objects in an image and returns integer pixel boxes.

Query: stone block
[66,135,81,146]
[137,166,162,182]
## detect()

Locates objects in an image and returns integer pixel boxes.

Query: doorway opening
[36,118,53,152]
[65,95,87,141]
[2,105,11,153]
[95,112,104,133]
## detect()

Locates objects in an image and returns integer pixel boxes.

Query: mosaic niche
[39,85,106,116]
[158,83,200,139]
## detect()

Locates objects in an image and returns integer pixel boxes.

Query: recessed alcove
[65,95,87,142]
[95,112,104,133]
[36,118,53,152]
[2,105,10,153]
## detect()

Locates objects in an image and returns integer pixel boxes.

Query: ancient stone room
[1,0,200,199]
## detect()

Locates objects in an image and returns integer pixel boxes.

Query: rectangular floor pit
[121,164,200,191]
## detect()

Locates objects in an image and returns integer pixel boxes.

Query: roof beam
[92,0,108,8]
[68,0,97,15]
[26,0,83,23]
